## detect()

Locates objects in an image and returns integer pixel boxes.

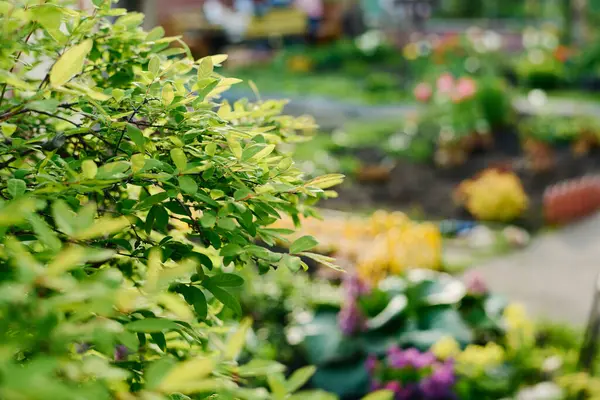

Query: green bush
[0,1,343,398]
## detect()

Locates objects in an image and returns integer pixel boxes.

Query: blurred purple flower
[338,301,366,336]
[366,355,378,374]
[420,361,456,399]
[344,274,371,299]
[114,344,129,361]
[465,271,488,296]
[388,347,436,370]
[370,379,383,391]
[397,383,419,400]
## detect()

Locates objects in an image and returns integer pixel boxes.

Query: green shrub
[0,1,342,398]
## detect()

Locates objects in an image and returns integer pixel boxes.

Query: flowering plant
[411,73,501,166]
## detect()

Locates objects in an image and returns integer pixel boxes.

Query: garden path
[224,89,600,129]
[469,212,600,326]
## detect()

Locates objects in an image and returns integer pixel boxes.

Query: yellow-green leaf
[227,137,242,160]
[210,54,228,66]
[131,153,145,173]
[170,148,187,171]
[250,144,275,161]
[157,357,215,393]
[1,123,16,137]
[205,142,216,157]
[161,83,174,105]
[197,57,213,79]
[361,390,394,400]
[0,70,34,90]
[224,317,252,360]
[74,216,130,240]
[112,88,125,102]
[158,292,194,321]
[148,55,160,76]
[50,39,93,87]
[304,174,345,189]
[46,246,85,276]
[81,159,97,179]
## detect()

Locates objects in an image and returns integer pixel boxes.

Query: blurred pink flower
[436,73,455,94]
[453,77,477,102]
[465,271,488,295]
[384,381,402,395]
[413,82,433,102]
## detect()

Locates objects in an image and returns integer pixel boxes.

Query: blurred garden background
[6,0,600,399]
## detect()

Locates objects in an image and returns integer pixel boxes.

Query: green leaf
[125,318,179,333]
[170,148,187,171]
[148,55,160,76]
[7,179,26,198]
[28,214,61,251]
[197,57,213,79]
[205,142,216,157]
[216,217,236,230]
[50,39,93,87]
[178,176,198,195]
[81,159,98,179]
[96,161,130,179]
[206,273,244,287]
[74,216,130,240]
[249,144,275,161]
[136,192,169,210]
[238,359,286,378]
[146,26,165,41]
[227,137,242,159]
[290,235,319,254]
[52,200,76,235]
[268,373,288,400]
[189,286,208,320]
[203,282,242,316]
[146,358,176,390]
[162,83,174,106]
[219,245,242,258]
[150,332,167,352]
[127,124,145,151]
[31,4,67,43]
[233,187,252,201]
[27,99,60,113]
[200,212,216,228]
[112,89,125,102]
[286,366,316,393]
[305,174,345,189]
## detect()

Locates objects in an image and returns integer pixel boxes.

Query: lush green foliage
[0,1,345,398]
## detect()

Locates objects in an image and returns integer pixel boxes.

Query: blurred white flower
[484,30,502,51]
[466,225,496,249]
[356,30,384,55]
[528,89,548,108]
[516,382,563,400]
[388,134,409,151]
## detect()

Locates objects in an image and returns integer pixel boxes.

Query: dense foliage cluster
[0,1,344,398]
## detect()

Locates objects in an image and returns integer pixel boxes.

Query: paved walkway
[223,89,600,130]
[471,213,600,326]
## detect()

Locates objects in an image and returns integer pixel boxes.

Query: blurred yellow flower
[457,342,505,373]
[503,303,535,349]
[431,336,460,360]
[456,169,528,222]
